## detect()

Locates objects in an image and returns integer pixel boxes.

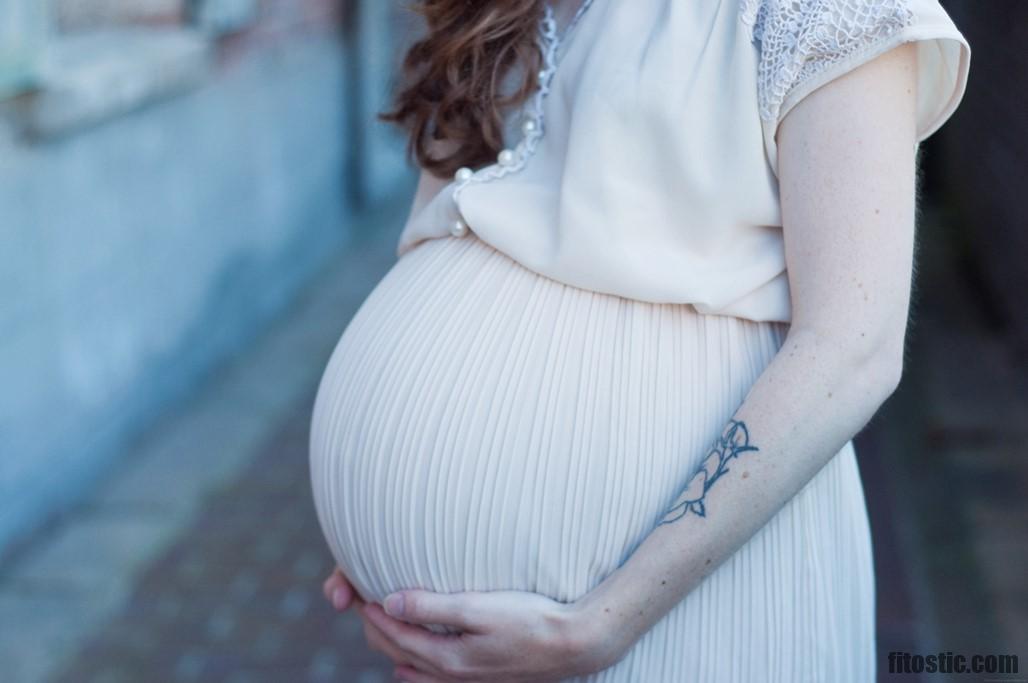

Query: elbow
[792,322,906,406]
[856,338,905,406]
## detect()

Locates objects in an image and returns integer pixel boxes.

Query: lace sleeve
[741,0,971,175]
[743,0,915,124]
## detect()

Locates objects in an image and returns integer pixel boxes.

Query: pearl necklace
[449,0,597,237]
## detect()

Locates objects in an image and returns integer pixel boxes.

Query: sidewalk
[0,191,1022,682]
[0,181,414,683]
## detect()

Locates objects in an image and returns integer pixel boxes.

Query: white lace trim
[452,0,595,204]
[741,0,915,123]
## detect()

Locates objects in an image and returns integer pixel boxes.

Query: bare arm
[406,166,451,225]
[569,41,920,667]
[405,136,461,224]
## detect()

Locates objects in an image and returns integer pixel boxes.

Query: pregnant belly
[308,232,788,619]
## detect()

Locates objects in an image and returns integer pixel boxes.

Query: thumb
[382,589,484,631]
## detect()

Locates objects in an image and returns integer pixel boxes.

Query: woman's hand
[323,567,443,672]
[354,587,625,682]
[322,566,362,612]
[320,567,631,680]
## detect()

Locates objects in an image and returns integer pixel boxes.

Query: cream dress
[309,1,970,680]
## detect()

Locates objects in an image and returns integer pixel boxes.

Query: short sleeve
[742,0,971,176]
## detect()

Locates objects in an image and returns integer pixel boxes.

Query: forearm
[571,325,901,666]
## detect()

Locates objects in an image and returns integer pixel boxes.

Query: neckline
[448,0,597,203]
[544,0,596,67]
[538,0,596,94]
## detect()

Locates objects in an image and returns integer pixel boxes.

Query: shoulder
[740,0,970,174]
[741,0,918,123]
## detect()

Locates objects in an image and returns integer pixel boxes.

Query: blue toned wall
[0,6,411,552]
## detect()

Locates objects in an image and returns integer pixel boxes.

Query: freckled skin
[658,420,758,525]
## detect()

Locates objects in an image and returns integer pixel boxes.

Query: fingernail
[383,592,404,617]
[332,587,346,610]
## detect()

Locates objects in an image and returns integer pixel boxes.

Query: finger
[383,589,481,631]
[325,575,355,611]
[322,568,348,599]
[361,602,467,675]
[362,613,447,677]
[363,617,413,665]
[321,570,342,601]
[393,664,450,683]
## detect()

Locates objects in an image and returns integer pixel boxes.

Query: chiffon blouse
[395,0,971,323]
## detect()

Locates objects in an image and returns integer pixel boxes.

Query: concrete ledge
[8,27,212,139]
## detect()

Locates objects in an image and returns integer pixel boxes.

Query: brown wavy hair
[379,1,546,179]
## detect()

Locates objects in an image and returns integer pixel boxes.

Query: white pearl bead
[521,118,539,136]
[455,167,473,182]
[497,149,516,166]
[538,70,548,82]
[450,217,469,237]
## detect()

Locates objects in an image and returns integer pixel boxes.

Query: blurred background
[0,0,1023,681]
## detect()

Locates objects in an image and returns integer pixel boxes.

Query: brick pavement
[50,401,393,683]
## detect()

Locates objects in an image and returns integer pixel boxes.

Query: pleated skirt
[309,232,876,682]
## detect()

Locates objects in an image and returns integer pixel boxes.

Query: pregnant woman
[310,0,970,680]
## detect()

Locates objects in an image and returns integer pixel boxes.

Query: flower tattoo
[658,419,758,525]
